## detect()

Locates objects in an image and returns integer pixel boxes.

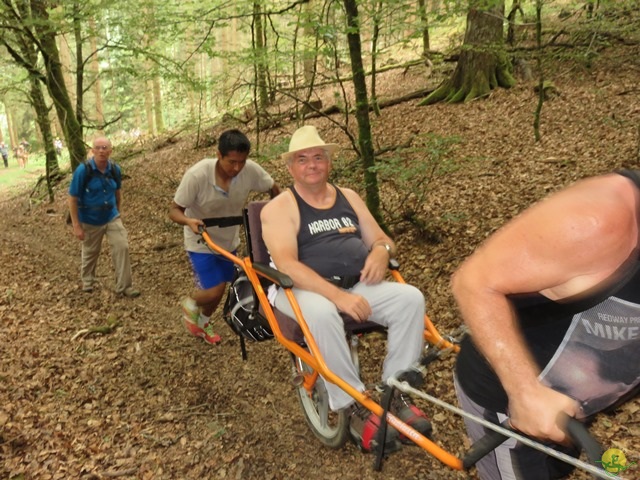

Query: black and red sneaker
[390,392,433,443]
[348,403,401,454]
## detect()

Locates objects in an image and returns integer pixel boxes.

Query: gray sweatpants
[274,281,425,411]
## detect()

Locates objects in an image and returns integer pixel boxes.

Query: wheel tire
[291,353,350,449]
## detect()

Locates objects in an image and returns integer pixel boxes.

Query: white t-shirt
[173,157,274,253]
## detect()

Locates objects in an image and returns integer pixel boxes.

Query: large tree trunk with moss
[30,0,86,170]
[421,0,514,105]
[29,79,59,201]
[343,0,383,226]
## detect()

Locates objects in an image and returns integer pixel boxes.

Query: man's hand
[73,224,85,241]
[359,246,388,285]
[508,383,580,444]
[185,217,204,234]
[333,290,372,322]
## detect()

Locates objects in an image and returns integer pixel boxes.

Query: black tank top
[291,185,369,278]
[456,170,640,414]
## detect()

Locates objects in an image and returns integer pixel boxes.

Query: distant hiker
[19,139,29,168]
[68,136,140,298]
[54,138,63,156]
[169,129,281,345]
[0,142,8,168]
[16,145,26,168]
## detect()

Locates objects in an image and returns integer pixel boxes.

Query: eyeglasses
[93,145,111,151]
[293,155,329,166]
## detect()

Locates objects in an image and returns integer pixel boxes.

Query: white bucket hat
[281,125,339,161]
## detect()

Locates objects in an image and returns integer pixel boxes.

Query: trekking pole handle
[462,414,603,471]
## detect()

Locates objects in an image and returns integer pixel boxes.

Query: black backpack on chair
[221,201,275,360]
[222,265,273,343]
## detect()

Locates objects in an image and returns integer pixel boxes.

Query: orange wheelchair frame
[198,203,610,478]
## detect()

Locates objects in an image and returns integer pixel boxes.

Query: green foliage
[255,136,289,164]
[370,133,463,238]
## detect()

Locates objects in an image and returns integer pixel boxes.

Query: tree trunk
[253,0,269,110]
[370,0,382,116]
[343,0,384,227]
[5,104,18,149]
[72,2,84,129]
[152,75,164,133]
[30,0,86,169]
[144,80,155,135]
[57,34,76,108]
[418,0,430,55]
[421,0,515,105]
[29,78,58,201]
[13,2,60,195]
[302,0,315,86]
[89,18,105,133]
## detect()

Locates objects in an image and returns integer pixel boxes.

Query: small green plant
[370,133,463,240]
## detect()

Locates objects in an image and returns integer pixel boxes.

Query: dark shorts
[187,251,236,289]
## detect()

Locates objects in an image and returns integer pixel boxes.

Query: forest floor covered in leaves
[1,34,640,480]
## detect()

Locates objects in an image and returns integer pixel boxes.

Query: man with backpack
[68,136,140,298]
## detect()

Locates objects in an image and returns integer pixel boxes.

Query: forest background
[0,0,639,479]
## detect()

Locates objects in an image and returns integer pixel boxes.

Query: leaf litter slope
[1,45,639,480]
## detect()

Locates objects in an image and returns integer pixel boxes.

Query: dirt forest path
[2,43,640,479]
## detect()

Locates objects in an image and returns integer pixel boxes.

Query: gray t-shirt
[173,157,274,253]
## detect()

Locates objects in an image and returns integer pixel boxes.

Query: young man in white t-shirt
[169,129,280,344]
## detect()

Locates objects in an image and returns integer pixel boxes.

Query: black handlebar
[564,416,603,466]
[462,420,511,469]
[202,216,244,228]
[462,415,603,472]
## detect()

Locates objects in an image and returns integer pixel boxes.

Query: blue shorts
[187,251,236,290]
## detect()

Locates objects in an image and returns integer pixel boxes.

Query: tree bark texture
[152,76,164,133]
[144,79,155,135]
[30,0,86,170]
[421,0,515,105]
[89,18,105,133]
[72,3,84,128]
[5,103,18,148]
[418,0,430,55]
[343,0,383,226]
[57,34,76,107]
[29,79,58,201]
[253,0,269,110]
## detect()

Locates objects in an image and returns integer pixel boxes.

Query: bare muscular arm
[451,174,638,443]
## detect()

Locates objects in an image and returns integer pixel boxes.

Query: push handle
[202,216,244,228]
[462,420,509,469]
[564,416,603,465]
[462,415,603,471]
